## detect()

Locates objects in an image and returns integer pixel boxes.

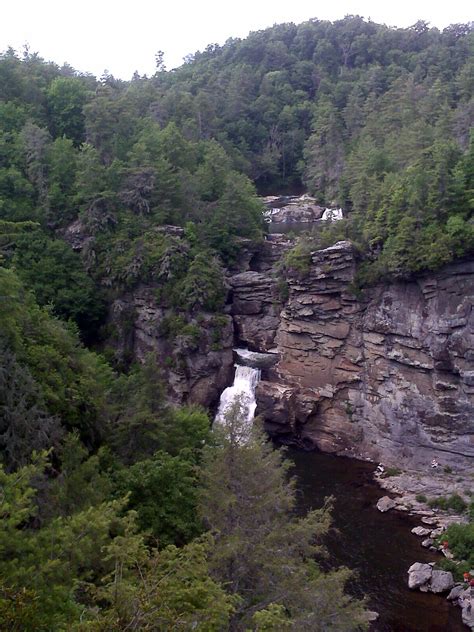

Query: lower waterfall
[215,362,261,439]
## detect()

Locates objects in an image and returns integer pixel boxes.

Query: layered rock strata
[249,241,474,471]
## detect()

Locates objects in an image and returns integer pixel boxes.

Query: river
[288,448,465,631]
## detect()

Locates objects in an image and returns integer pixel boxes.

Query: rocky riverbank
[373,468,474,629]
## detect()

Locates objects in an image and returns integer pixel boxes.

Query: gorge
[110,226,474,477]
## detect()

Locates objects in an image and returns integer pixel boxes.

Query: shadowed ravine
[288,449,465,631]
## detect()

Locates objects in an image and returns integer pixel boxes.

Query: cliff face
[109,285,234,409]
[231,241,474,471]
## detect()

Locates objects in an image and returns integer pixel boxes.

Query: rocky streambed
[289,448,466,631]
[375,469,474,629]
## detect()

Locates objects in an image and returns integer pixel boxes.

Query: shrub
[382,467,402,478]
[428,494,467,513]
[439,523,474,570]
[415,494,427,503]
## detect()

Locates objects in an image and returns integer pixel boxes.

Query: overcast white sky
[2,0,472,79]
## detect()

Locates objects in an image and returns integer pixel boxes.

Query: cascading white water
[215,363,261,439]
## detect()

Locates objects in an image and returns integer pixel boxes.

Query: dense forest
[0,16,473,629]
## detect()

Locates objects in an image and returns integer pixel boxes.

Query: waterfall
[215,363,261,439]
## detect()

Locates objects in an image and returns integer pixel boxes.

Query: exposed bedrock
[231,240,474,471]
[109,285,234,409]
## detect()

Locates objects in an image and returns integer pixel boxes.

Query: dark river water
[288,448,465,631]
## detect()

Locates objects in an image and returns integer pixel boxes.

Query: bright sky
[2,0,472,79]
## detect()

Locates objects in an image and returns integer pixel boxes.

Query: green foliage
[47,76,88,146]
[415,494,427,503]
[76,535,236,631]
[0,454,143,630]
[114,450,201,547]
[0,266,112,444]
[428,494,468,513]
[109,355,211,462]
[11,231,105,337]
[283,240,313,275]
[438,522,474,571]
[0,348,63,471]
[180,252,227,311]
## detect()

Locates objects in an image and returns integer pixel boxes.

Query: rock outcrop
[229,237,291,352]
[109,285,234,408]
[252,241,474,471]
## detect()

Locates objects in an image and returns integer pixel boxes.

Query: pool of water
[288,448,465,631]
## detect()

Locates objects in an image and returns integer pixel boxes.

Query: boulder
[430,527,445,538]
[377,496,396,512]
[421,538,434,548]
[408,562,432,589]
[447,584,465,601]
[461,598,474,629]
[411,526,432,537]
[429,570,454,593]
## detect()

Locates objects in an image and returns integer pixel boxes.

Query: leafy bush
[428,494,467,513]
[439,523,474,571]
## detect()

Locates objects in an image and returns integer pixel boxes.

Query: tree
[180,251,227,311]
[77,536,236,631]
[114,450,201,547]
[12,232,106,337]
[198,400,369,631]
[47,77,87,146]
[303,97,346,202]
[0,348,63,471]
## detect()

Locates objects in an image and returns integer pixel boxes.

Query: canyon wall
[231,241,474,471]
[103,227,474,473]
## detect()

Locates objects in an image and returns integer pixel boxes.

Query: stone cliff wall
[109,285,234,409]
[231,241,474,471]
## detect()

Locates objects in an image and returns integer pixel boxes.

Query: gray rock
[234,348,279,369]
[447,584,465,601]
[429,570,454,593]
[430,527,444,538]
[377,496,396,512]
[411,526,432,537]
[408,562,433,589]
[366,611,379,622]
[461,600,474,629]
[421,538,434,548]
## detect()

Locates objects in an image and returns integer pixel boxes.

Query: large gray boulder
[429,570,454,593]
[377,496,396,512]
[408,563,433,589]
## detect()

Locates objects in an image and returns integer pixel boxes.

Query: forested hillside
[0,16,473,629]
